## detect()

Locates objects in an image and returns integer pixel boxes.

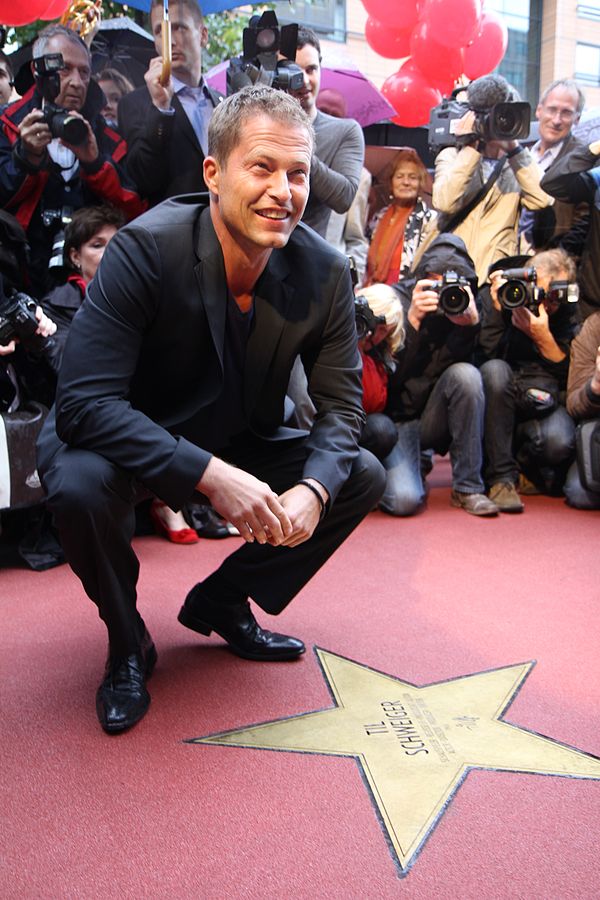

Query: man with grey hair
[520,78,587,253]
[37,85,385,734]
[0,24,144,296]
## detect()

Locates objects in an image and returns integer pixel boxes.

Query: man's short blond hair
[208,86,314,166]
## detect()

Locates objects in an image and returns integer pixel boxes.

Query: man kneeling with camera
[478,248,579,509]
[380,234,498,517]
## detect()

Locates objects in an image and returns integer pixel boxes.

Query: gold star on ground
[188,649,600,873]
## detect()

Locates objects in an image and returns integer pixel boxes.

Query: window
[576,43,600,85]
[578,2,600,22]
[275,0,346,43]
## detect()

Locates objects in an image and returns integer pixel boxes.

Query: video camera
[33,53,88,146]
[226,11,304,96]
[354,295,386,341]
[497,267,579,315]
[429,271,472,315]
[428,96,531,154]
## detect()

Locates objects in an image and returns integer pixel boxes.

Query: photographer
[428,75,552,286]
[290,27,364,238]
[563,312,600,508]
[381,234,498,517]
[0,25,145,297]
[355,283,405,461]
[478,248,579,507]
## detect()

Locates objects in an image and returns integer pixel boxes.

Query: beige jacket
[420,145,552,284]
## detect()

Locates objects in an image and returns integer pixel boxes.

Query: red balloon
[463,11,508,80]
[422,0,482,49]
[41,0,70,19]
[0,0,45,25]
[410,19,464,83]
[382,61,441,127]
[362,0,420,32]
[366,16,412,59]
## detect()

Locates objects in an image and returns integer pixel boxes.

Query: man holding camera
[118,0,222,207]
[428,75,552,286]
[478,248,579,508]
[37,86,384,734]
[0,25,145,297]
[380,234,497,517]
[290,27,364,238]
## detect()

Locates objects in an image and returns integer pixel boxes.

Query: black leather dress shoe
[96,630,157,734]
[178,586,305,661]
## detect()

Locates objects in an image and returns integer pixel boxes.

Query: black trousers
[38,430,385,655]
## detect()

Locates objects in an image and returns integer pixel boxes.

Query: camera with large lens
[354,295,386,341]
[497,267,539,313]
[429,270,472,315]
[0,290,44,350]
[32,53,88,146]
[428,95,530,153]
[226,11,304,95]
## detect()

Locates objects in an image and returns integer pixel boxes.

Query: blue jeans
[380,362,486,516]
[480,359,576,492]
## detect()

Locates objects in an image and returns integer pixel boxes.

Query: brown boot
[450,490,499,517]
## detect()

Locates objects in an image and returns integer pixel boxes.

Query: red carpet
[2,458,599,897]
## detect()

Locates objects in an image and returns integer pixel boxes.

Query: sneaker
[450,490,499,517]
[489,482,524,513]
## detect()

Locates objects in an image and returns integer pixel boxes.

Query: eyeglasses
[542,105,577,121]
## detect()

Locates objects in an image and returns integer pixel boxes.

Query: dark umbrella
[90,17,155,88]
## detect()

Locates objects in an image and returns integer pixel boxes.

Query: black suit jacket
[118,85,222,206]
[49,195,364,511]
[531,132,589,250]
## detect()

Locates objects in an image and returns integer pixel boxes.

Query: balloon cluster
[0,0,71,27]
[363,0,508,127]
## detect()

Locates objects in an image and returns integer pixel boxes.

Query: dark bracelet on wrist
[296,479,327,520]
[506,144,524,159]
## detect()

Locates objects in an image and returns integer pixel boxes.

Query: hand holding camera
[19,109,52,164]
[0,295,56,355]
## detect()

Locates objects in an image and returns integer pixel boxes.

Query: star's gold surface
[188,649,600,872]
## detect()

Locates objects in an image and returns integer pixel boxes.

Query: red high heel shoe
[150,501,199,545]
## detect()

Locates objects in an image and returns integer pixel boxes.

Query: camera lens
[60,115,88,145]
[439,285,469,315]
[498,280,527,309]
[256,28,277,51]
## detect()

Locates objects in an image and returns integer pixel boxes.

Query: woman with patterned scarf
[365,148,435,286]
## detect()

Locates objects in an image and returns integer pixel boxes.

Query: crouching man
[37,86,385,734]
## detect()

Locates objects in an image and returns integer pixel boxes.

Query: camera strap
[441,155,506,235]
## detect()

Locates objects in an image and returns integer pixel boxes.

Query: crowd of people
[1,4,599,731]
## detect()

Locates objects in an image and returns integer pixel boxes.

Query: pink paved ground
[2,460,599,897]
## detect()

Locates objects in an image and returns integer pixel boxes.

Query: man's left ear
[201,25,208,48]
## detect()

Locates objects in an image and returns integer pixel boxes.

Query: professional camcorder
[497,267,579,314]
[226,11,304,96]
[428,96,531,153]
[33,53,88,146]
[354,295,386,341]
[429,271,472,315]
